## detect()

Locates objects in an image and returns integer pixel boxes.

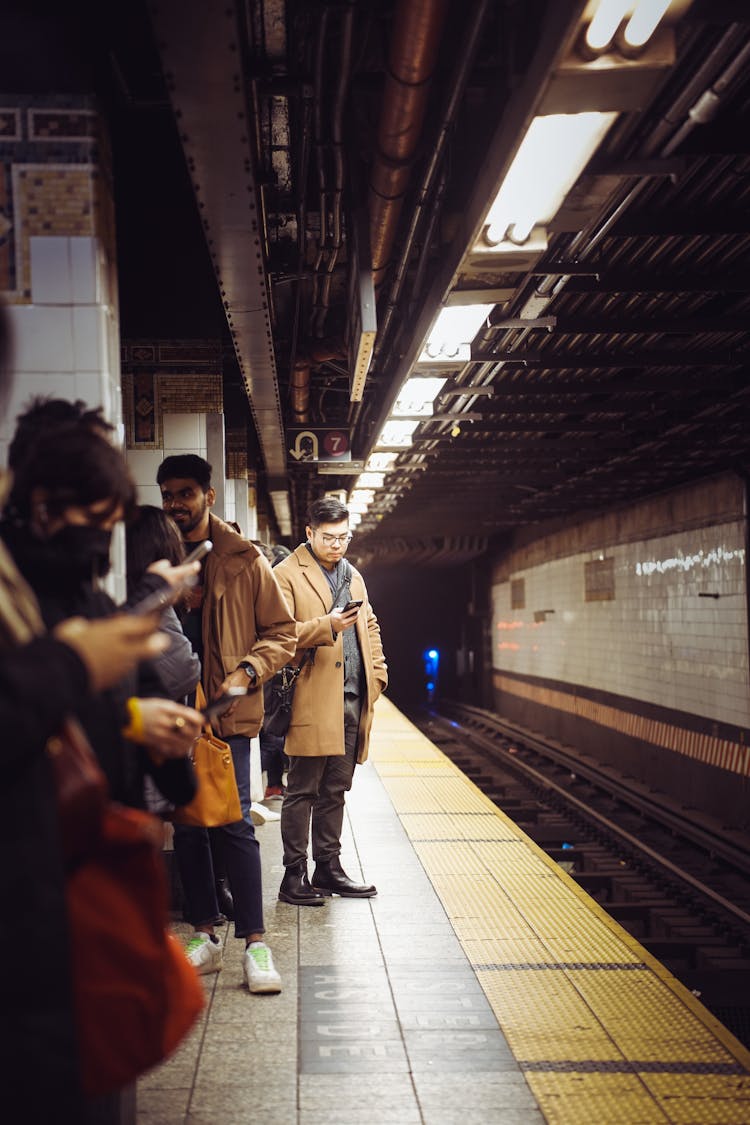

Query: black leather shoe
[312,856,377,898]
[215,876,235,921]
[278,863,326,906]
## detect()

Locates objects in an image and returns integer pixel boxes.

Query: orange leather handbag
[172,683,243,827]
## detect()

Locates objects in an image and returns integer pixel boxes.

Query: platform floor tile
[138,698,750,1124]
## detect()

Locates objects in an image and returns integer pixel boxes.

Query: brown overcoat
[200,514,297,739]
[273,544,387,762]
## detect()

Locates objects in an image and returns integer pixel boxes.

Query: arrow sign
[287,428,351,463]
[289,430,320,461]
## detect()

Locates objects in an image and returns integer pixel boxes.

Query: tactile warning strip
[369,697,750,1125]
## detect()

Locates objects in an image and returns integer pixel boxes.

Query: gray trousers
[281,693,361,867]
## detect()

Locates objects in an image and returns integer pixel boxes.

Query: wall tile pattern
[492,475,749,777]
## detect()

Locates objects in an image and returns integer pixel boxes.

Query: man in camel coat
[272,496,388,905]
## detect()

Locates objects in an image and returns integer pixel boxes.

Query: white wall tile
[162,412,204,451]
[8,304,74,372]
[70,237,99,304]
[493,516,749,728]
[72,305,104,372]
[135,483,164,508]
[126,449,167,488]
[73,373,105,411]
[0,371,78,444]
[29,236,71,304]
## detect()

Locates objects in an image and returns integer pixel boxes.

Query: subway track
[404,700,750,1050]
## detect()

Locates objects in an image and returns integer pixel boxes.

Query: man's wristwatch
[238,661,257,685]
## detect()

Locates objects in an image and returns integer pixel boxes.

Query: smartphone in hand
[201,686,247,722]
[129,541,213,616]
[342,599,363,612]
[183,540,213,567]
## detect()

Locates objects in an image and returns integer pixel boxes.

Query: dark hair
[306,497,349,527]
[156,455,212,491]
[8,396,113,471]
[126,505,185,596]
[251,538,274,562]
[270,544,291,566]
[9,422,136,523]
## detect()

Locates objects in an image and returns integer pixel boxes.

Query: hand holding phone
[201,686,247,722]
[183,540,213,567]
[342,599,363,613]
[129,541,213,617]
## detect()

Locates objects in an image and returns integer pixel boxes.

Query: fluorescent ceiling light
[585,0,631,51]
[485,112,618,245]
[350,489,376,505]
[366,452,398,472]
[624,0,671,47]
[416,341,472,366]
[376,419,419,448]
[392,376,448,417]
[349,512,362,528]
[426,304,495,356]
[348,501,370,515]
[355,472,385,489]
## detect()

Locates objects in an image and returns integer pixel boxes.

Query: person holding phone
[272,497,388,905]
[0,305,177,1121]
[1,425,203,806]
[157,454,296,993]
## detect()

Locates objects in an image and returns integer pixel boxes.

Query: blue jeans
[173,736,264,938]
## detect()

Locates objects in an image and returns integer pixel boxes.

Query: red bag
[47,717,204,1095]
[46,716,108,866]
[67,804,205,1095]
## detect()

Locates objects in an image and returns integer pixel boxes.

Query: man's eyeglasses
[318,532,353,546]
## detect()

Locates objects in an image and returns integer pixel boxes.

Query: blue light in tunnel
[423,648,440,703]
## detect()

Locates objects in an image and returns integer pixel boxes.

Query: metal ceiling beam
[473,348,743,367]
[364,0,589,452]
[610,210,750,237]
[562,270,750,294]
[149,0,291,533]
[524,316,750,335]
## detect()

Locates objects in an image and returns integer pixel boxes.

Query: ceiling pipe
[291,340,347,422]
[376,0,490,354]
[368,0,450,295]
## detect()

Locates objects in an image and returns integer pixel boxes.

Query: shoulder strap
[330,559,352,607]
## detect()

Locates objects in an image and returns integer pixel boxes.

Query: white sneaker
[243,942,282,994]
[250,801,281,824]
[186,932,223,975]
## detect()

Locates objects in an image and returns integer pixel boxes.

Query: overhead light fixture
[425,304,495,356]
[622,0,672,49]
[375,419,420,448]
[484,111,618,245]
[349,512,362,528]
[350,489,375,506]
[391,376,448,417]
[583,0,675,56]
[348,500,370,515]
[584,0,631,52]
[366,452,398,472]
[355,472,385,489]
[268,489,292,537]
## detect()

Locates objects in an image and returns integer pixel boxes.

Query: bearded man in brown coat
[273,497,388,905]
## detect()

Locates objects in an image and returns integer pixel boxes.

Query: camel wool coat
[273,544,387,762]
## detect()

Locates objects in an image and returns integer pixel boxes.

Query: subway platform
[139,698,750,1125]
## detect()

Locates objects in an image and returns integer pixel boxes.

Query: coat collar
[292,541,337,611]
[205,514,262,598]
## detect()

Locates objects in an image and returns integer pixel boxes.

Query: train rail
[405,700,750,1049]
